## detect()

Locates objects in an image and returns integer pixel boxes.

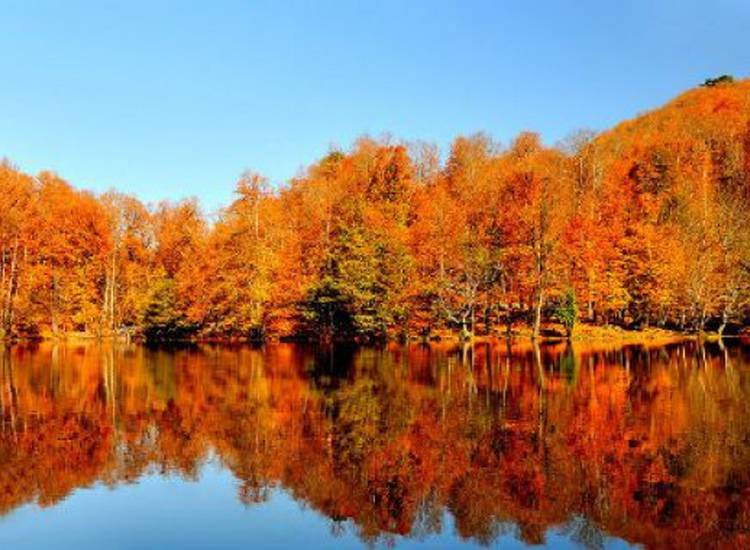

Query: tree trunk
[102,267,111,331]
[7,243,17,333]
[532,287,543,339]
[1,241,19,336]
[718,309,729,338]
[697,304,707,334]
[505,307,513,338]
[460,318,470,341]
[1,246,6,329]
[110,252,117,330]
[51,274,59,335]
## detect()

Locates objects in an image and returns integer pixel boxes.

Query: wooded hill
[1,77,749,341]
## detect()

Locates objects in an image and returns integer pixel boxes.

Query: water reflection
[1,340,749,548]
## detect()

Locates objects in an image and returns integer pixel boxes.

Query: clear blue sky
[1,0,747,213]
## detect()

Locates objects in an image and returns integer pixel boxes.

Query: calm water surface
[0,340,749,549]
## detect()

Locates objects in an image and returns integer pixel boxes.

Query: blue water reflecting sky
[0,456,636,549]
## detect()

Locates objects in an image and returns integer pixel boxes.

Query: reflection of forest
[1,341,750,547]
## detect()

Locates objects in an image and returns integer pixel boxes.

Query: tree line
[1,79,749,341]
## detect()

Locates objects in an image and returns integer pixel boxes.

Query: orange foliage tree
[1,78,750,340]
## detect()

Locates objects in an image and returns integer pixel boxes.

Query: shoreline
[2,325,746,346]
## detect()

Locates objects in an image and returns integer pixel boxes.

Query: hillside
[1,78,749,341]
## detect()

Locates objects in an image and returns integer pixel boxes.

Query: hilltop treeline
[1,79,749,341]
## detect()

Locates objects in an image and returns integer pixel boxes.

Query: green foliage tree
[702,75,734,87]
[556,288,578,338]
[303,224,409,340]
[141,277,194,341]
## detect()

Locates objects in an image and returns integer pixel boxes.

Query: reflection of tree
[560,516,605,550]
[0,341,750,547]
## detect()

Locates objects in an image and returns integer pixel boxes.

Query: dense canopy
[1,79,749,341]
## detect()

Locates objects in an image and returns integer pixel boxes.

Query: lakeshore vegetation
[1,78,750,341]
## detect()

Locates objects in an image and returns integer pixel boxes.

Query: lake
[0,339,748,549]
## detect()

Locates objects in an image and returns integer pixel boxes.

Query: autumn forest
[2,78,750,342]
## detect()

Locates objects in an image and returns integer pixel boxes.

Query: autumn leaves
[1,79,749,341]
